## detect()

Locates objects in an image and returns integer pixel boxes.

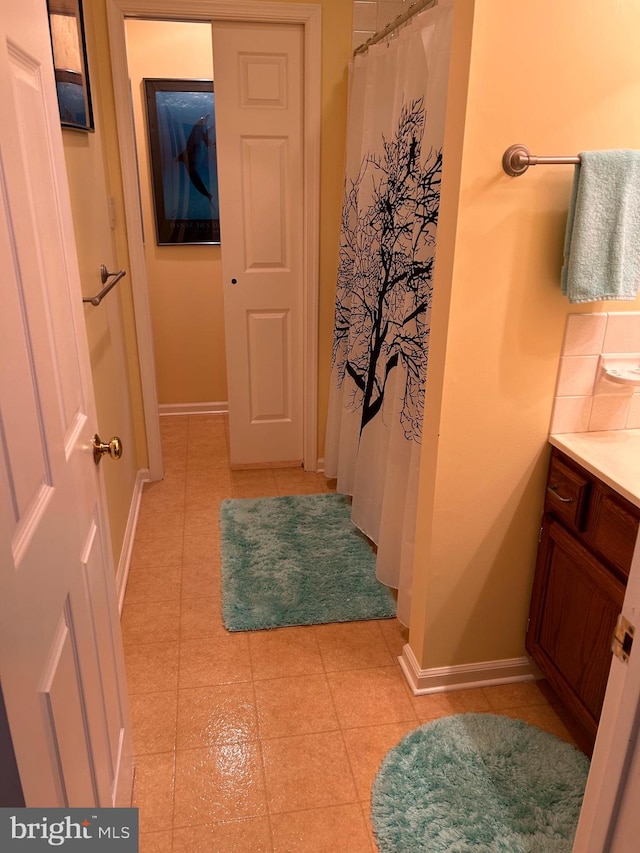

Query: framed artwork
[46,0,94,132]
[143,78,221,245]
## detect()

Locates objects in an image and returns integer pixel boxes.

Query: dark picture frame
[46,0,94,132]
[143,78,220,245]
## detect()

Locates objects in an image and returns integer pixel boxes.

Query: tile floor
[122,414,584,853]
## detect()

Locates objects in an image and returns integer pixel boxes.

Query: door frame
[106,0,321,476]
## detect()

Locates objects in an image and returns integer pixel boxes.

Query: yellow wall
[410,0,640,669]
[62,6,142,567]
[125,20,228,406]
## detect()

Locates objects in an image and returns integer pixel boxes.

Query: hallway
[122,414,579,852]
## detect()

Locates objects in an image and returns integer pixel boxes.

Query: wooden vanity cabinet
[526,447,640,748]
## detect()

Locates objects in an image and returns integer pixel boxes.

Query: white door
[0,1,132,807]
[212,21,304,467]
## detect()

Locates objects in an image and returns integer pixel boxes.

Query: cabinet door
[527,515,625,745]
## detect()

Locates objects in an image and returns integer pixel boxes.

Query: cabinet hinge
[539,525,543,543]
[612,614,635,664]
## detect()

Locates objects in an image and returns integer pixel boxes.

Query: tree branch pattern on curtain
[332,98,442,442]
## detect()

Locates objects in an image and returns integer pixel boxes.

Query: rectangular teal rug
[219,493,397,631]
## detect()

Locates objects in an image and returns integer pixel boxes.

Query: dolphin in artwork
[175,114,215,204]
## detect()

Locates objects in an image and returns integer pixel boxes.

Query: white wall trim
[106,3,164,481]
[115,468,150,614]
[106,0,321,477]
[399,643,538,695]
[159,401,229,416]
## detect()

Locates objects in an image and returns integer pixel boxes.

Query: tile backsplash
[550,313,640,434]
[352,0,411,52]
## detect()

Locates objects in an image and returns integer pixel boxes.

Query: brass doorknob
[93,434,123,465]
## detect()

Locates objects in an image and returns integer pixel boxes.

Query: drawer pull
[548,484,573,504]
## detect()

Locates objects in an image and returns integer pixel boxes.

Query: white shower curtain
[325,0,453,626]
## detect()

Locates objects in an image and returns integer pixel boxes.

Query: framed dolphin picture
[144,79,220,245]
[47,0,94,132]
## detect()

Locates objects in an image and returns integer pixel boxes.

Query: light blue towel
[561,150,640,303]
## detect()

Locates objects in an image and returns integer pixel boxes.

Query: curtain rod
[353,0,437,56]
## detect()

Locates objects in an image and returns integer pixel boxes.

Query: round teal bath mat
[371,713,589,852]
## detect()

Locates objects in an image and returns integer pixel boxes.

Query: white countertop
[549,429,640,509]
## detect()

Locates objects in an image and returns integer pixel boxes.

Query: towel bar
[502,144,581,177]
[83,265,127,306]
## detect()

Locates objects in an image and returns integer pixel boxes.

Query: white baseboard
[316,457,325,473]
[158,402,228,416]
[115,468,150,614]
[399,643,538,695]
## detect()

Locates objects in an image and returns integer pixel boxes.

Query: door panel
[241,137,289,269]
[248,311,290,421]
[0,0,131,807]
[213,22,303,466]
[40,609,97,806]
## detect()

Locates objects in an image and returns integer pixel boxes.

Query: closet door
[212,21,304,467]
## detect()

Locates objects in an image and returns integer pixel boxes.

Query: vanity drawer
[545,453,590,530]
[585,485,640,580]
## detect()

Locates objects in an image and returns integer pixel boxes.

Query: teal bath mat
[372,713,590,852]
[219,492,397,631]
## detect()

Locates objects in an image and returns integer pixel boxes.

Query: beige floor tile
[160,413,189,433]
[180,595,226,639]
[378,618,408,659]
[144,468,187,491]
[342,722,418,801]
[249,627,324,680]
[177,683,258,749]
[230,470,278,498]
[184,488,227,513]
[499,704,577,745]
[361,800,378,852]
[140,471,186,498]
[179,635,252,688]
[316,622,394,672]
[272,468,326,496]
[185,509,223,537]
[135,508,184,541]
[255,674,339,739]
[275,480,329,496]
[187,451,231,473]
[181,563,221,599]
[482,680,548,711]
[410,687,492,722]
[124,566,182,604]
[187,468,231,492]
[172,818,271,853]
[186,434,228,455]
[163,459,188,478]
[173,743,267,826]
[183,533,220,566]
[261,731,358,814]
[122,600,181,645]
[130,537,184,571]
[138,831,173,853]
[187,413,227,435]
[132,752,175,833]
[271,804,372,852]
[125,642,179,694]
[129,691,178,755]
[328,667,417,729]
